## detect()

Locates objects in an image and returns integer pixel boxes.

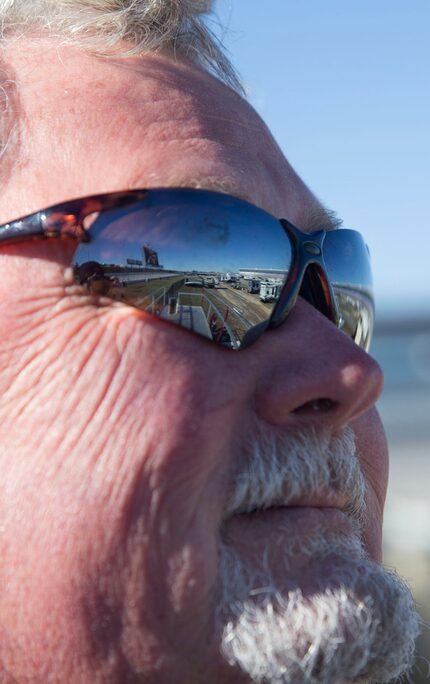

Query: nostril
[293,398,339,415]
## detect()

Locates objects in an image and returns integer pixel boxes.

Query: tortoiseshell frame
[0,190,149,244]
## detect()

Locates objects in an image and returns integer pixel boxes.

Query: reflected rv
[259,279,283,302]
[247,278,261,294]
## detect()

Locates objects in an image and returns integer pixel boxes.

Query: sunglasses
[0,188,374,351]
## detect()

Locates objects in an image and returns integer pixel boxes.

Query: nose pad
[253,298,384,429]
[299,264,336,324]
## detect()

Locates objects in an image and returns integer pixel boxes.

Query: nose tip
[253,301,384,429]
[340,356,384,408]
[294,355,383,420]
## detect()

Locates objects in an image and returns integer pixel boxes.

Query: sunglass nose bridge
[281,220,327,258]
[270,224,338,331]
[303,240,322,256]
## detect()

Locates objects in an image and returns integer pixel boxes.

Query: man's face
[0,42,418,683]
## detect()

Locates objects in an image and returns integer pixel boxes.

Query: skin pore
[0,40,417,684]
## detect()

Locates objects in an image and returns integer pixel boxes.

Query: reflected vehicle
[247,278,261,294]
[203,276,216,288]
[260,279,283,302]
[184,276,204,287]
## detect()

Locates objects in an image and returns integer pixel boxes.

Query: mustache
[224,425,366,524]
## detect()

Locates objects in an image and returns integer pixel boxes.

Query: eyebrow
[302,204,344,233]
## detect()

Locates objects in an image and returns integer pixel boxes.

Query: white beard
[216,426,420,684]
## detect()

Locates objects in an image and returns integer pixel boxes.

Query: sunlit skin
[0,41,387,683]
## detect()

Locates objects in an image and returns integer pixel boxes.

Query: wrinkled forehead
[0,41,321,227]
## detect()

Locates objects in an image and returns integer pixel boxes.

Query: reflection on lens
[324,229,374,350]
[73,190,292,349]
[334,286,374,352]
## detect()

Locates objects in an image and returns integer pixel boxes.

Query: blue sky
[212,1,430,317]
[80,192,290,272]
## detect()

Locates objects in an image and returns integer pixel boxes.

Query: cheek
[0,306,244,674]
[353,409,389,563]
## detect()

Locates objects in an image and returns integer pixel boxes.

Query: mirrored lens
[73,189,293,349]
[323,229,374,350]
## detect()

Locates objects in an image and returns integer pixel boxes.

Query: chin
[213,532,420,684]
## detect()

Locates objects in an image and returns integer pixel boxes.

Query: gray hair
[0,0,241,91]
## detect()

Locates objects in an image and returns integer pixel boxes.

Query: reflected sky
[324,229,373,291]
[75,190,292,274]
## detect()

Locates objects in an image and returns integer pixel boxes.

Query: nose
[251,298,384,429]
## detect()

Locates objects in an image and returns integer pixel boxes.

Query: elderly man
[0,1,420,683]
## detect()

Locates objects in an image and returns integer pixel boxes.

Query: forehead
[0,42,324,228]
